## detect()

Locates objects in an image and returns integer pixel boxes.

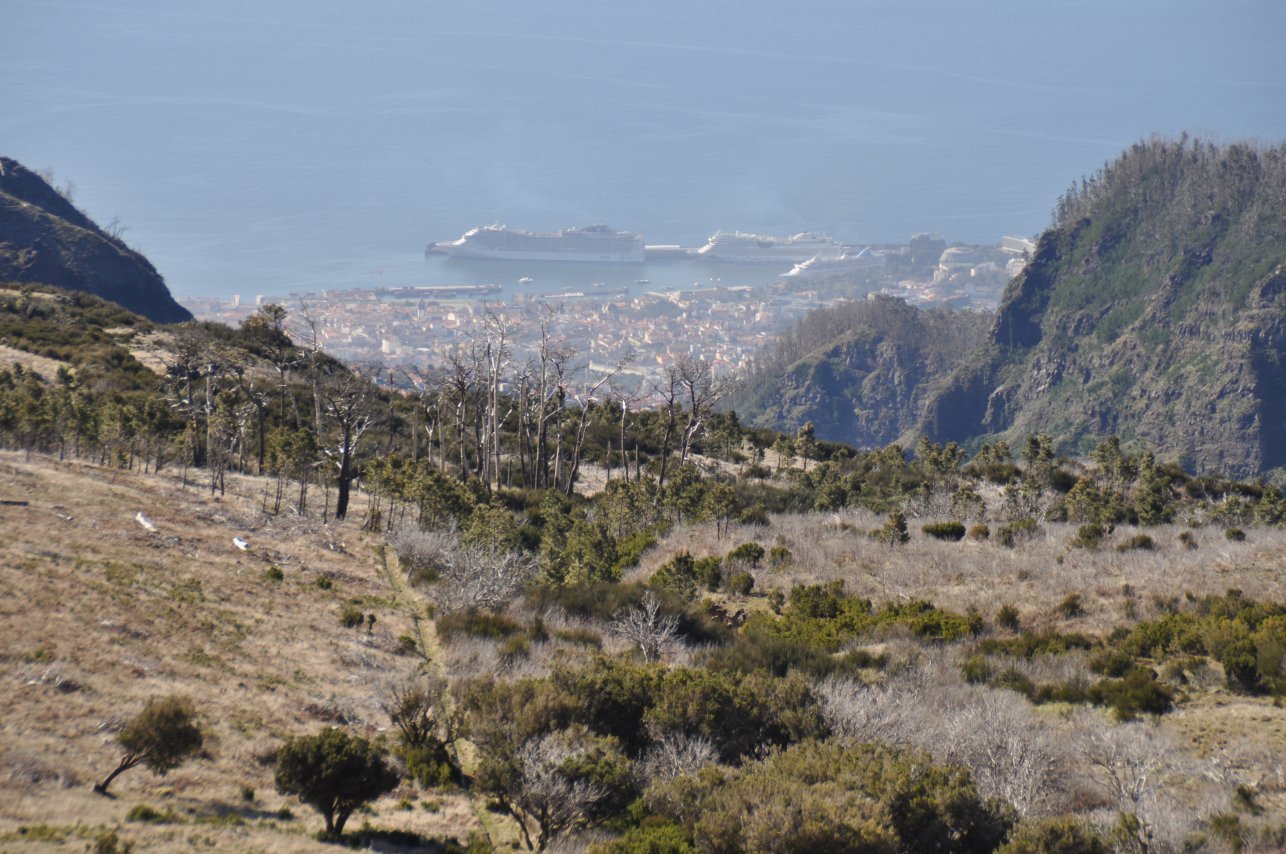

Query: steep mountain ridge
[733,296,989,446]
[916,139,1286,477]
[0,157,192,323]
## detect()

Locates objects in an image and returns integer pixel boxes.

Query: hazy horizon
[5,0,1285,298]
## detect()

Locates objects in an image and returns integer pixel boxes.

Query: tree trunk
[93,755,138,795]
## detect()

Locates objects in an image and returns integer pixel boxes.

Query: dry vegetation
[0,451,488,851]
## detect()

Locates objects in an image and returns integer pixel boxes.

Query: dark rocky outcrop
[733,296,989,448]
[0,157,191,323]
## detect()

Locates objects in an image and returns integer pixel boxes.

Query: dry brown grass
[0,451,497,851]
[0,344,72,380]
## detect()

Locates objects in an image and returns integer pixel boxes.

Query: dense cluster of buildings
[183,236,1031,393]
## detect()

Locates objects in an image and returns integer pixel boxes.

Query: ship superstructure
[429,224,645,262]
[695,231,846,263]
[783,247,884,278]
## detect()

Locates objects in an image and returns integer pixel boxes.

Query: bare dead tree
[563,353,632,496]
[610,592,680,662]
[403,526,537,612]
[638,731,716,785]
[508,732,609,851]
[675,355,728,468]
[318,367,379,520]
[378,672,460,751]
[1078,715,1184,854]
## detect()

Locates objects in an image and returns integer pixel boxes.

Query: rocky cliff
[734,296,989,447]
[0,157,192,323]
[915,138,1286,478]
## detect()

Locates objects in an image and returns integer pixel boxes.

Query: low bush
[724,542,765,567]
[1070,523,1106,550]
[126,804,175,824]
[967,523,991,541]
[339,603,365,629]
[961,654,992,684]
[724,571,755,596]
[997,518,1040,548]
[1087,668,1174,719]
[1057,594,1084,618]
[1224,527,1246,542]
[996,604,1020,631]
[1116,534,1155,552]
[767,545,792,566]
[1178,530,1198,550]
[922,521,966,541]
[436,609,523,641]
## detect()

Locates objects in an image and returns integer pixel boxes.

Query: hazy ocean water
[4,0,1284,299]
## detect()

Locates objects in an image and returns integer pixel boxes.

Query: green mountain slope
[0,157,192,323]
[733,296,989,447]
[916,138,1286,477]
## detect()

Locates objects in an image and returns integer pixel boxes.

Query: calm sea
[4,0,1284,298]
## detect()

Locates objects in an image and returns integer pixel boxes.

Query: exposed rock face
[735,296,989,447]
[915,139,1286,478]
[0,157,192,323]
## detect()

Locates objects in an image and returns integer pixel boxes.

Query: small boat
[518,276,535,285]
[635,278,650,284]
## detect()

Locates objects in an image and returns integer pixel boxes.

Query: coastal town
[182,234,1033,395]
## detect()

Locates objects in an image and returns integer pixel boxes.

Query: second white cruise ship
[428,224,645,263]
[695,231,846,263]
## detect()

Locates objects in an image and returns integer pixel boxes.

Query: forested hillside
[917,138,1286,477]
[732,296,988,447]
[0,157,191,323]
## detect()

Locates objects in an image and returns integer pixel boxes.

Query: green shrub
[650,552,721,594]
[655,740,1013,854]
[125,804,174,823]
[1178,530,1198,550]
[339,603,365,629]
[767,545,792,566]
[961,654,992,684]
[724,542,765,567]
[870,510,910,546]
[1116,534,1155,552]
[725,571,755,596]
[1057,594,1084,618]
[977,629,1093,658]
[997,518,1039,548]
[1220,639,1261,692]
[554,627,603,648]
[644,668,826,763]
[1089,647,1135,677]
[1225,527,1246,542]
[922,521,966,541]
[402,741,460,789]
[998,816,1110,853]
[1087,669,1174,719]
[315,576,333,590]
[436,609,522,641]
[996,604,1020,631]
[592,821,695,854]
[274,727,399,839]
[968,523,991,541]
[993,667,1036,698]
[263,566,284,582]
[1070,523,1106,550]
[397,635,419,655]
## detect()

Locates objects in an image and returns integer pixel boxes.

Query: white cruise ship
[783,247,885,278]
[695,230,846,263]
[428,224,645,263]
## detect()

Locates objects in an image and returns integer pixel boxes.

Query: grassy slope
[0,452,491,852]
